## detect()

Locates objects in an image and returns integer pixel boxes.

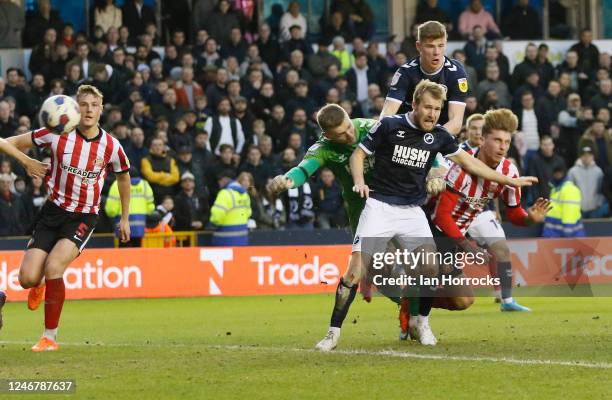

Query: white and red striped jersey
[431,153,521,234]
[32,127,130,214]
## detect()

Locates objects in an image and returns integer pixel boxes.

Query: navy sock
[330,278,357,328]
[498,261,513,299]
[418,284,436,316]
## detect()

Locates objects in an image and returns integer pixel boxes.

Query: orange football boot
[28,285,45,311]
[31,336,59,352]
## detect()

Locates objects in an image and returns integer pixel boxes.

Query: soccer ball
[39,95,81,134]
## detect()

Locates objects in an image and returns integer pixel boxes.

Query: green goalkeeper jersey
[285,118,377,232]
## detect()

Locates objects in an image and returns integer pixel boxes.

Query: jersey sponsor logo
[464,196,489,209]
[390,71,401,86]
[458,78,468,93]
[60,163,102,180]
[392,145,430,168]
[424,133,434,144]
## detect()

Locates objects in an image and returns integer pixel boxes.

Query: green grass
[0,295,610,399]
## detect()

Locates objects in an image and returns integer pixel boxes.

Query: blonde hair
[413,79,447,104]
[466,113,485,127]
[483,109,518,136]
[417,21,447,42]
[76,84,104,102]
[316,103,346,132]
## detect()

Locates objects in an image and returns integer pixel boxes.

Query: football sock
[489,259,501,292]
[43,328,58,341]
[498,261,513,300]
[330,278,357,329]
[44,278,65,338]
[418,280,437,317]
[418,296,434,318]
[329,326,341,336]
[418,315,429,326]
[408,296,420,316]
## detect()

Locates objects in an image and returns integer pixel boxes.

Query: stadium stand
[0,0,610,245]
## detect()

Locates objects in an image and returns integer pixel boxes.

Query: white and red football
[39,95,81,134]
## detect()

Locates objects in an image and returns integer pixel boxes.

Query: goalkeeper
[267,104,447,349]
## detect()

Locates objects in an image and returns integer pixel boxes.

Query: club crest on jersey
[424,133,434,144]
[392,145,430,168]
[94,158,105,168]
[458,78,468,93]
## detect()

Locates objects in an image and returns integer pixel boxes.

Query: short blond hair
[316,103,346,132]
[417,21,447,42]
[76,84,104,101]
[483,109,518,136]
[466,113,484,127]
[413,79,447,105]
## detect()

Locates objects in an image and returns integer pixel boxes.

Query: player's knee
[490,242,510,262]
[18,270,40,289]
[43,258,67,278]
[452,296,474,310]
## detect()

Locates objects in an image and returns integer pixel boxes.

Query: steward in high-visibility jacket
[542,177,585,237]
[210,177,251,246]
[105,175,155,247]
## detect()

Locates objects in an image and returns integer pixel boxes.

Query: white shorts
[467,210,507,247]
[352,197,434,254]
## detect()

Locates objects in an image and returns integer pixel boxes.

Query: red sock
[44,278,65,329]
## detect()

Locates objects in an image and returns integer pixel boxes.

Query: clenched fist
[426,166,448,195]
[267,175,294,195]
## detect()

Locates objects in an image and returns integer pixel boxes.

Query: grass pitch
[0,294,610,399]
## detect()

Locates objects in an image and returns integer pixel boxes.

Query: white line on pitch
[1,341,610,369]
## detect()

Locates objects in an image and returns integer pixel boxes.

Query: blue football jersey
[386,56,469,125]
[359,114,460,206]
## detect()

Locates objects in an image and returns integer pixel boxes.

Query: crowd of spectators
[0,0,610,239]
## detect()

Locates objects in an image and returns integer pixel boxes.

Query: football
[39,95,81,135]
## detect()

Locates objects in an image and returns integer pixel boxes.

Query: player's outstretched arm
[378,98,401,119]
[267,175,294,194]
[526,197,553,224]
[448,150,538,187]
[1,135,47,178]
[504,198,552,227]
[350,147,369,198]
[116,171,132,243]
[268,158,322,195]
[426,165,448,195]
[444,103,466,135]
